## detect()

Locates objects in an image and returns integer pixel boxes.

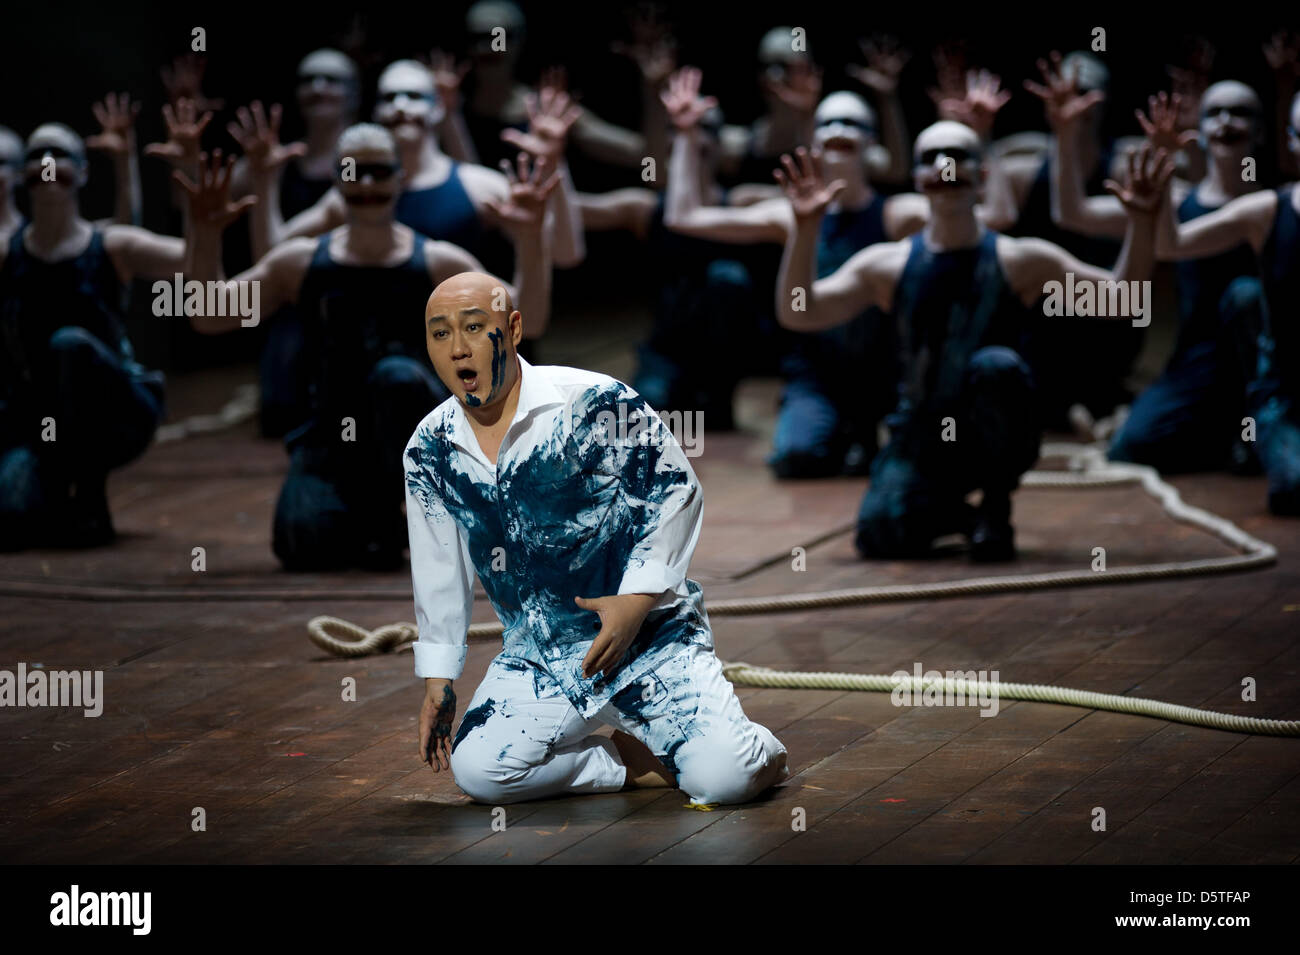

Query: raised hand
[144,98,213,166]
[483,152,561,235]
[763,59,823,116]
[1135,91,1198,154]
[1166,37,1214,128]
[659,67,718,133]
[1104,141,1175,217]
[174,150,257,230]
[774,146,845,221]
[499,81,582,164]
[226,101,307,178]
[942,68,1011,139]
[425,49,470,114]
[1024,51,1105,132]
[610,2,677,89]
[1264,30,1300,86]
[87,93,141,156]
[848,35,911,96]
[160,53,224,112]
[927,41,970,120]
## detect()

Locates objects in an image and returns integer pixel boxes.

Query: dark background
[3,0,1296,372]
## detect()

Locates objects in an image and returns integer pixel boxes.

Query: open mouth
[456,367,480,392]
[822,136,857,152]
[342,194,390,206]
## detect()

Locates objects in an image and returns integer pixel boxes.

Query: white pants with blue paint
[449,644,789,807]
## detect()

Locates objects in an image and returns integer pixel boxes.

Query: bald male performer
[776,121,1170,560]
[406,272,788,807]
[181,125,553,569]
[1050,81,1268,475]
[1153,91,1300,515]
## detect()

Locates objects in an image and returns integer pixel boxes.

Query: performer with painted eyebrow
[1047,74,1269,477]
[775,122,1171,561]
[0,124,201,549]
[1153,91,1300,516]
[178,125,556,570]
[405,271,788,807]
[660,67,927,478]
[242,59,583,273]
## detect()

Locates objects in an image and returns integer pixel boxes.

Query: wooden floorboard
[1,327,1297,864]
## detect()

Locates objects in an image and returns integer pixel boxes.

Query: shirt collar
[443,354,565,460]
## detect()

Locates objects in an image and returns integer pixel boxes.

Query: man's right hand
[419,679,457,772]
[774,146,844,222]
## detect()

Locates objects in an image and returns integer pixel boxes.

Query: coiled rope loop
[306,443,1291,736]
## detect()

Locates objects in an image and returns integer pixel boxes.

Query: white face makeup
[23,124,87,193]
[296,49,358,121]
[912,121,983,202]
[813,92,876,167]
[335,133,402,220]
[374,62,444,142]
[1199,81,1261,157]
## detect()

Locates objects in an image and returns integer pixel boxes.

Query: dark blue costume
[770,194,899,477]
[1009,151,1142,425]
[271,232,448,570]
[1251,185,1300,514]
[1109,188,1263,472]
[261,163,503,438]
[856,230,1039,558]
[0,227,163,548]
[632,193,782,431]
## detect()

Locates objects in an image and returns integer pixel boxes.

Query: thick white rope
[306,443,1291,736]
[154,383,259,443]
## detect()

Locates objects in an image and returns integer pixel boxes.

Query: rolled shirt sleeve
[404,435,474,681]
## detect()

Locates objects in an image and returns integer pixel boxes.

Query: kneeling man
[405,272,789,807]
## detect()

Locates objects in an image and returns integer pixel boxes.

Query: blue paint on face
[451,697,497,752]
[460,327,506,409]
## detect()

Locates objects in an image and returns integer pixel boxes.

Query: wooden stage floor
[2,326,1298,865]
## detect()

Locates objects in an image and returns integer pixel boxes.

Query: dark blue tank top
[0,227,160,423]
[293,231,434,445]
[1010,151,1121,268]
[782,194,893,385]
[394,162,485,258]
[1173,188,1259,361]
[892,229,1029,413]
[1260,185,1300,390]
[280,160,334,220]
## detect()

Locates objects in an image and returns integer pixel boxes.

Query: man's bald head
[427,270,515,319]
[914,121,982,158]
[424,272,522,411]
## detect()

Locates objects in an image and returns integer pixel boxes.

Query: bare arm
[1009,142,1174,305]
[575,189,657,238]
[175,153,305,334]
[1157,187,1276,260]
[847,37,913,186]
[87,94,143,226]
[474,155,558,338]
[774,148,896,331]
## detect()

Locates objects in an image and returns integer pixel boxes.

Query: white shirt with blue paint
[403,357,712,718]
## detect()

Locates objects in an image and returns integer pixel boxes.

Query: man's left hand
[576,592,661,678]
